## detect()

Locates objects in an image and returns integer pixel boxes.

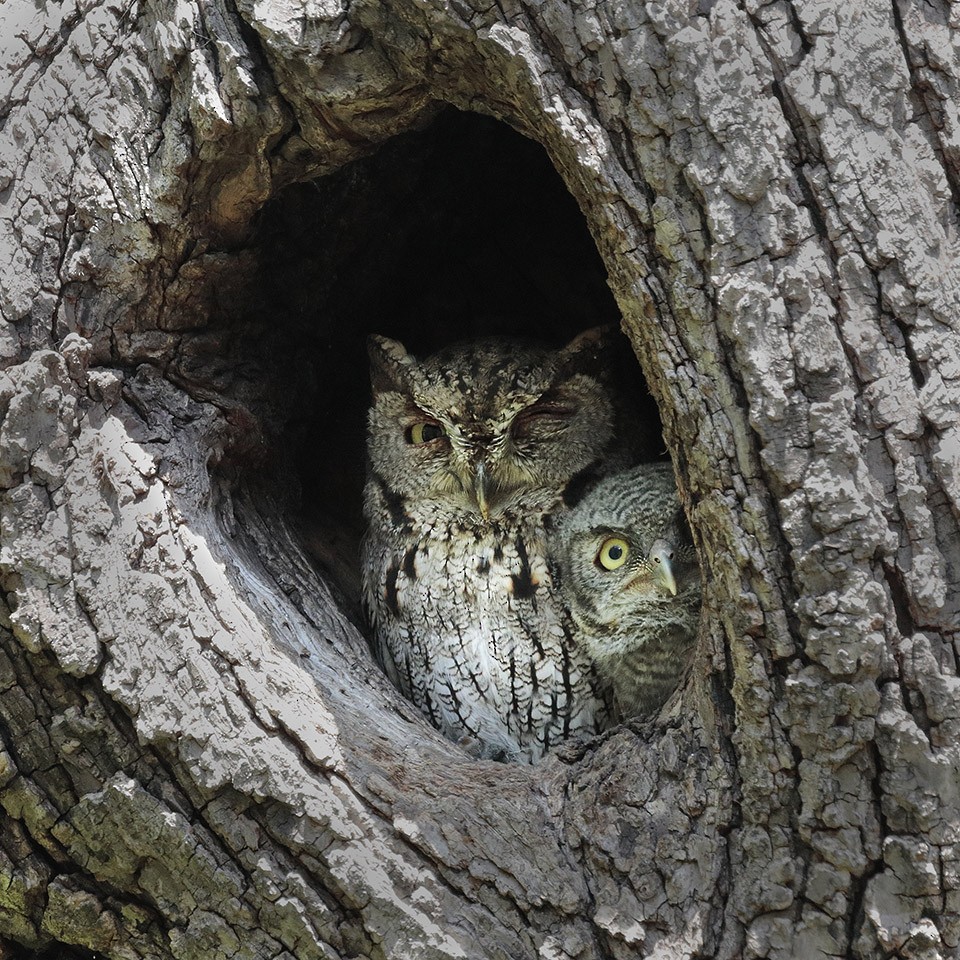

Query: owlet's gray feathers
[550,461,701,719]
[361,329,625,762]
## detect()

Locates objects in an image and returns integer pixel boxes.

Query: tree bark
[1,1,958,958]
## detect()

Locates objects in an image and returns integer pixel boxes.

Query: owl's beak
[649,539,678,596]
[472,461,491,521]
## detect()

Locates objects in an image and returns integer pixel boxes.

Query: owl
[361,328,626,762]
[549,461,701,720]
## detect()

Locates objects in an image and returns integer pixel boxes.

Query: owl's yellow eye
[597,537,630,571]
[407,421,445,445]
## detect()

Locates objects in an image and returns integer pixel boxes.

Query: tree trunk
[1,0,958,958]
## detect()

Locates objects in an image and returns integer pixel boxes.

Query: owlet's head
[365,328,620,522]
[551,461,701,633]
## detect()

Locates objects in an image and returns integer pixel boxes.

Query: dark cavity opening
[240,108,662,603]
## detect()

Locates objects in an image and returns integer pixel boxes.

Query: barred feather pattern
[362,483,607,761]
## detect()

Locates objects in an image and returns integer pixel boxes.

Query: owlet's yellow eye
[597,537,630,571]
[407,421,445,445]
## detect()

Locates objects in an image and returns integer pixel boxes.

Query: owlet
[550,461,701,720]
[361,329,624,762]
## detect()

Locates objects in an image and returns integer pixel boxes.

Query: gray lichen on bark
[1,0,958,958]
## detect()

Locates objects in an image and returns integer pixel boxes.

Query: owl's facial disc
[382,335,615,521]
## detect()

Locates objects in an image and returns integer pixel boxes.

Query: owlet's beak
[649,539,678,596]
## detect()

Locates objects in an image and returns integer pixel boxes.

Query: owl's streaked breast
[362,486,607,762]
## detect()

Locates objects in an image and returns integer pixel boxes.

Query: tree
[1,0,957,957]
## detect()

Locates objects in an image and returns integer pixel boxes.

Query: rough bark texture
[1,1,958,958]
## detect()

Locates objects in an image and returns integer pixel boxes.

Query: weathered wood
[0,0,957,958]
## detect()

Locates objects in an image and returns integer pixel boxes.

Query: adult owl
[549,461,701,720]
[361,328,625,762]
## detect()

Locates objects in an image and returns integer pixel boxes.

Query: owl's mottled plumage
[361,329,623,762]
[550,462,701,719]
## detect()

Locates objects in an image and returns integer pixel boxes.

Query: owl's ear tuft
[551,324,620,382]
[368,335,417,394]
